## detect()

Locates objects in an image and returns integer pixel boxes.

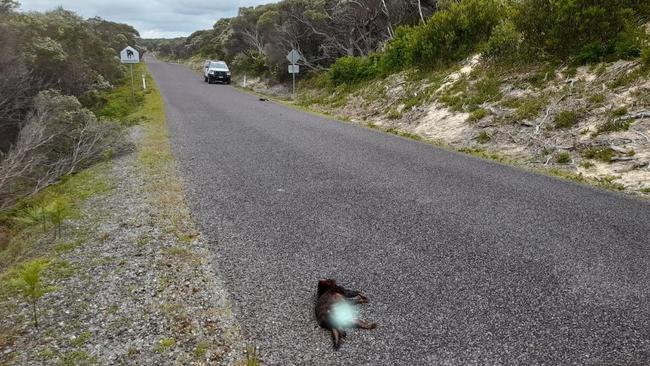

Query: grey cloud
[19,0,274,38]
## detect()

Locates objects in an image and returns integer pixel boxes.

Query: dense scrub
[327,0,650,85]
[0,1,141,209]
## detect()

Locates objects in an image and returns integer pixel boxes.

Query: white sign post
[286,49,302,98]
[120,46,140,104]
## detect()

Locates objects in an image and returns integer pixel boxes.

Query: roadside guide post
[120,46,140,105]
[286,49,302,99]
[142,74,146,90]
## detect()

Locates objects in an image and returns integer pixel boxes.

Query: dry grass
[134,71,198,244]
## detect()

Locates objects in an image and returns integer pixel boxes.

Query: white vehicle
[204,61,231,84]
[202,60,212,74]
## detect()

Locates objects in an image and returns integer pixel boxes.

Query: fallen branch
[535,94,567,134]
[632,130,650,143]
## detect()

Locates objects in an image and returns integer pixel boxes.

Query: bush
[328,55,379,85]
[231,52,268,76]
[483,20,522,60]
[0,91,127,209]
[475,131,491,143]
[10,259,56,327]
[596,118,633,134]
[513,0,647,63]
[582,147,616,162]
[379,0,503,76]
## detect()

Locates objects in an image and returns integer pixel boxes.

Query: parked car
[202,60,212,75]
[204,61,231,84]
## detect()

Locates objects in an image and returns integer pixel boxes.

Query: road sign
[286,49,302,99]
[286,49,302,65]
[120,46,140,105]
[120,46,140,64]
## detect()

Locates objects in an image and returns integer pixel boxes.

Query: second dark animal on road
[315,279,377,350]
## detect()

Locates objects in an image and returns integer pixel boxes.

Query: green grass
[555,152,571,164]
[60,350,98,365]
[588,94,606,104]
[156,337,176,353]
[514,96,548,121]
[580,160,595,169]
[582,147,616,163]
[54,239,84,254]
[134,67,198,243]
[526,64,557,88]
[92,64,149,123]
[610,107,628,117]
[439,73,502,112]
[0,163,112,272]
[468,108,489,123]
[554,110,581,129]
[386,109,402,120]
[71,331,92,346]
[595,176,625,191]
[245,345,262,366]
[595,118,633,135]
[386,128,422,141]
[475,131,491,144]
[194,341,209,358]
[459,147,510,163]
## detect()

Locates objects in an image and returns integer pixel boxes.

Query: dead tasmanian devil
[315,279,377,350]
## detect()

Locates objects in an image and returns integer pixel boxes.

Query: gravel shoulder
[0,72,248,365]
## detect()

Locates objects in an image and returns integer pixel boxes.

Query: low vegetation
[582,147,617,163]
[554,110,581,129]
[325,0,648,86]
[9,259,55,328]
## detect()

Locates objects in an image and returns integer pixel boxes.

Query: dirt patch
[412,104,471,143]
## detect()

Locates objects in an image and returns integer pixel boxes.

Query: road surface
[147,57,650,365]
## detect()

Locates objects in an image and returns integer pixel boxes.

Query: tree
[10,259,57,328]
[0,0,18,14]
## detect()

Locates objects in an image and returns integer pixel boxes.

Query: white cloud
[18,0,274,38]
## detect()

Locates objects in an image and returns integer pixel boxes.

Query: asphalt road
[147,57,650,365]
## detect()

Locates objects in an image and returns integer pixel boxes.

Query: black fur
[315,279,377,350]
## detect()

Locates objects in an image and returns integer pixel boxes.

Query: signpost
[120,46,140,104]
[286,49,302,98]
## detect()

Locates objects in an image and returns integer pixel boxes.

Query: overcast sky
[18,0,274,38]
